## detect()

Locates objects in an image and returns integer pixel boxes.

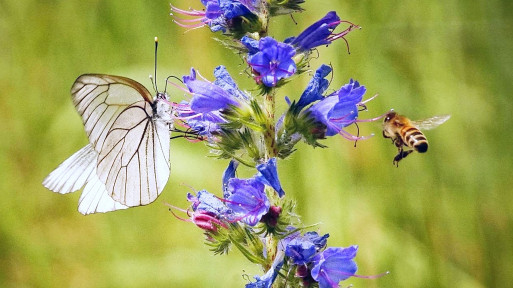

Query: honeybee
[382,111,450,166]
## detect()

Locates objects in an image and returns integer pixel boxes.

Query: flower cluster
[172,63,377,166]
[246,230,359,288]
[173,158,363,288]
[168,1,387,287]
[180,158,282,230]
[171,0,307,37]
[240,11,360,88]
[170,0,265,37]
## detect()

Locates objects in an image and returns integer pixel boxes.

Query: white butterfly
[43,74,173,215]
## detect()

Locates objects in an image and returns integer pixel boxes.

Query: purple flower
[311,246,358,288]
[256,158,285,197]
[285,237,316,265]
[305,79,366,137]
[203,0,223,20]
[246,37,297,87]
[225,177,270,226]
[284,231,329,265]
[241,35,259,55]
[246,250,285,288]
[277,226,301,252]
[187,190,231,216]
[171,0,260,34]
[183,67,241,113]
[304,231,329,249]
[185,190,232,232]
[286,11,360,53]
[213,65,249,101]
[178,66,250,137]
[179,107,226,137]
[222,159,239,196]
[220,0,255,19]
[295,64,332,110]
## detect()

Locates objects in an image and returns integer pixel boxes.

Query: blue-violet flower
[183,67,242,113]
[171,0,259,33]
[305,79,366,137]
[294,64,332,110]
[311,246,359,288]
[286,11,360,53]
[245,37,297,87]
[255,158,285,197]
[225,177,270,226]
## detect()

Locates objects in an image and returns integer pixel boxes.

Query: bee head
[384,111,397,123]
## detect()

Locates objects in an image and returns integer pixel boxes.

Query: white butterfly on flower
[43,38,177,214]
[43,73,174,215]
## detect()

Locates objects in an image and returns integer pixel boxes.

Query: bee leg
[393,150,414,167]
[393,146,404,167]
[393,138,403,148]
[383,130,391,139]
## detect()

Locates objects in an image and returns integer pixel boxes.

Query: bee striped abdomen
[401,126,428,153]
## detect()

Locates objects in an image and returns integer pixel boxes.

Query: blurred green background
[1,0,512,287]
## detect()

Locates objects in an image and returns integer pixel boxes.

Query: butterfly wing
[72,75,171,207]
[411,115,451,131]
[96,100,171,206]
[71,74,154,152]
[43,144,129,214]
[43,144,97,194]
[78,166,129,215]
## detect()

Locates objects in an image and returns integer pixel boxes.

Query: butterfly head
[153,92,174,124]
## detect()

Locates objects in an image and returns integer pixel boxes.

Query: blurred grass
[1,0,512,287]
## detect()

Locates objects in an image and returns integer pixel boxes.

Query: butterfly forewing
[71,74,154,152]
[97,100,171,207]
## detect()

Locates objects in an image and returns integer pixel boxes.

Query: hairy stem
[263,91,277,159]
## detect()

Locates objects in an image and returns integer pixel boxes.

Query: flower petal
[256,158,285,197]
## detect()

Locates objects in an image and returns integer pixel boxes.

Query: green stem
[263,90,277,159]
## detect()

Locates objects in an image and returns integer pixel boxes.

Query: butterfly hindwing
[43,144,129,214]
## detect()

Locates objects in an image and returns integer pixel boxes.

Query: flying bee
[382,111,450,166]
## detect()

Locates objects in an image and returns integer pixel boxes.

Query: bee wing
[96,100,171,207]
[411,115,451,130]
[43,144,129,214]
[71,74,154,153]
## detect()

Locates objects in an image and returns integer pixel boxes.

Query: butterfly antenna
[164,75,183,93]
[153,36,159,92]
